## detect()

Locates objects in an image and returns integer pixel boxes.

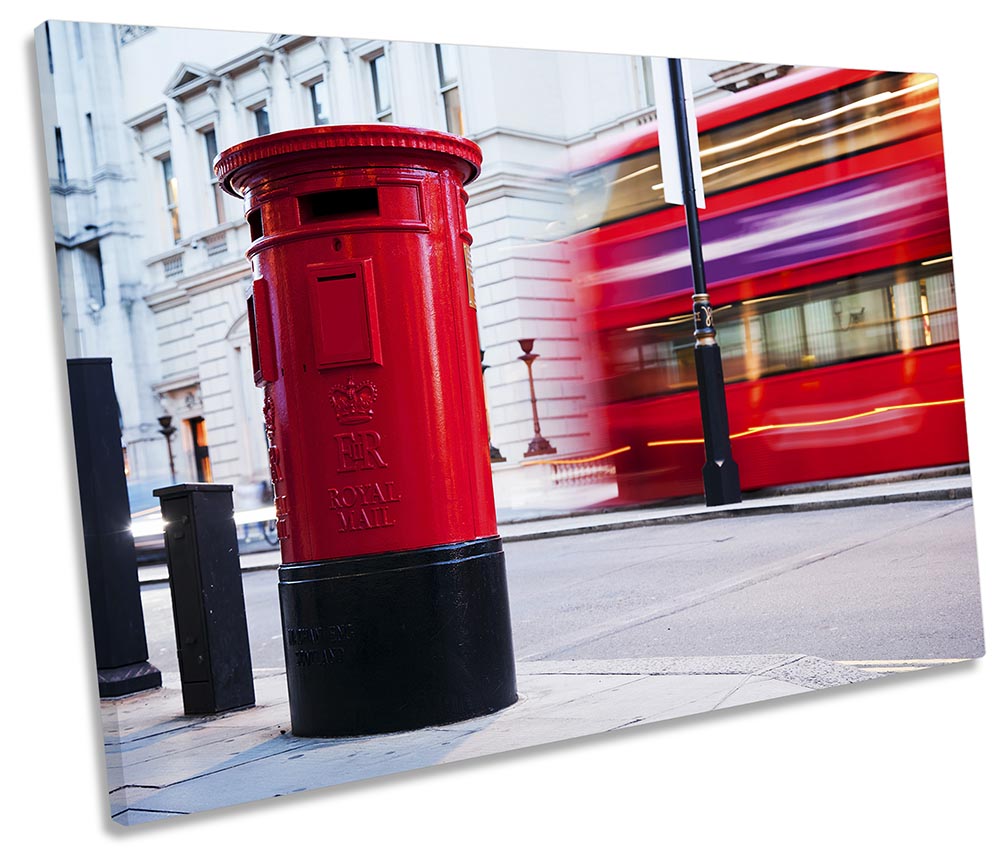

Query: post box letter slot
[299,188,379,224]
[309,260,382,368]
[247,208,264,241]
[248,278,278,386]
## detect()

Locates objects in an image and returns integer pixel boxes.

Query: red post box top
[214,124,482,198]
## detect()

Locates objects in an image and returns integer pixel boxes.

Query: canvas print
[34,20,985,826]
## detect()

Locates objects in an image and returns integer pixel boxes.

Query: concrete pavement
[498,466,972,541]
[105,653,877,825]
[112,466,974,825]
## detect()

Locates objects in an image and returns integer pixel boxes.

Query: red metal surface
[608,344,968,503]
[215,125,495,564]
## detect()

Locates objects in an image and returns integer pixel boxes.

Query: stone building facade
[38,20,767,511]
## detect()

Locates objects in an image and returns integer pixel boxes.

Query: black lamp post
[518,338,557,458]
[158,414,178,483]
[668,58,741,506]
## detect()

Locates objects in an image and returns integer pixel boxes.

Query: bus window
[700,72,940,195]
[599,259,956,402]
[571,72,940,230]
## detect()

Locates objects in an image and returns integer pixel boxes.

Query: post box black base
[278,535,518,737]
[98,661,163,699]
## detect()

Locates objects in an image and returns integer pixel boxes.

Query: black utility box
[153,483,255,715]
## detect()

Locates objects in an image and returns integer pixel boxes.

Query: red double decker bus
[569,66,965,503]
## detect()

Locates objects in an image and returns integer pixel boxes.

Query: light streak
[625,305,732,332]
[130,517,165,538]
[626,316,691,332]
[646,397,964,448]
[234,506,278,525]
[702,98,940,179]
[700,76,938,160]
[609,163,659,186]
[520,446,632,467]
[647,437,705,447]
[129,506,276,537]
[744,293,793,306]
[921,255,953,266]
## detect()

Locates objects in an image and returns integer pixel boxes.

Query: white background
[5,2,997,850]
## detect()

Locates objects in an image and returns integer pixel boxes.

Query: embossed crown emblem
[330,377,378,425]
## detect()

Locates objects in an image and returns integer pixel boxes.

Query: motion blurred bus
[569,66,966,503]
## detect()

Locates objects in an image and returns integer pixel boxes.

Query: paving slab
[104,654,873,826]
[113,473,949,823]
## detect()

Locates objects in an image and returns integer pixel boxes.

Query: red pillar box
[215,126,517,737]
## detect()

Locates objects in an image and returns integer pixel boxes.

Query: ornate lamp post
[518,338,557,457]
[481,348,506,463]
[157,414,178,483]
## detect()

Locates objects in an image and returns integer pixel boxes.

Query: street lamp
[158,414,177,483]
[667,58,740,506]
[518,338,557,458]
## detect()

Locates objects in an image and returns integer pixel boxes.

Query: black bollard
[153,483,255,715]
[66,358,162,698]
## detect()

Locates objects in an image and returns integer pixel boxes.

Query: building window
[435,44,463,135]
[253,105,271,136]
[55,127,67,183]
[308,80,328,125]
[202,128,226,225]
[44,22,54,73]
[368,52,393,123]
[82,244,106,310]
[160,155,182,243]
[599,259,958,402]
[85,113,98,172]
[187,416,213,482]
